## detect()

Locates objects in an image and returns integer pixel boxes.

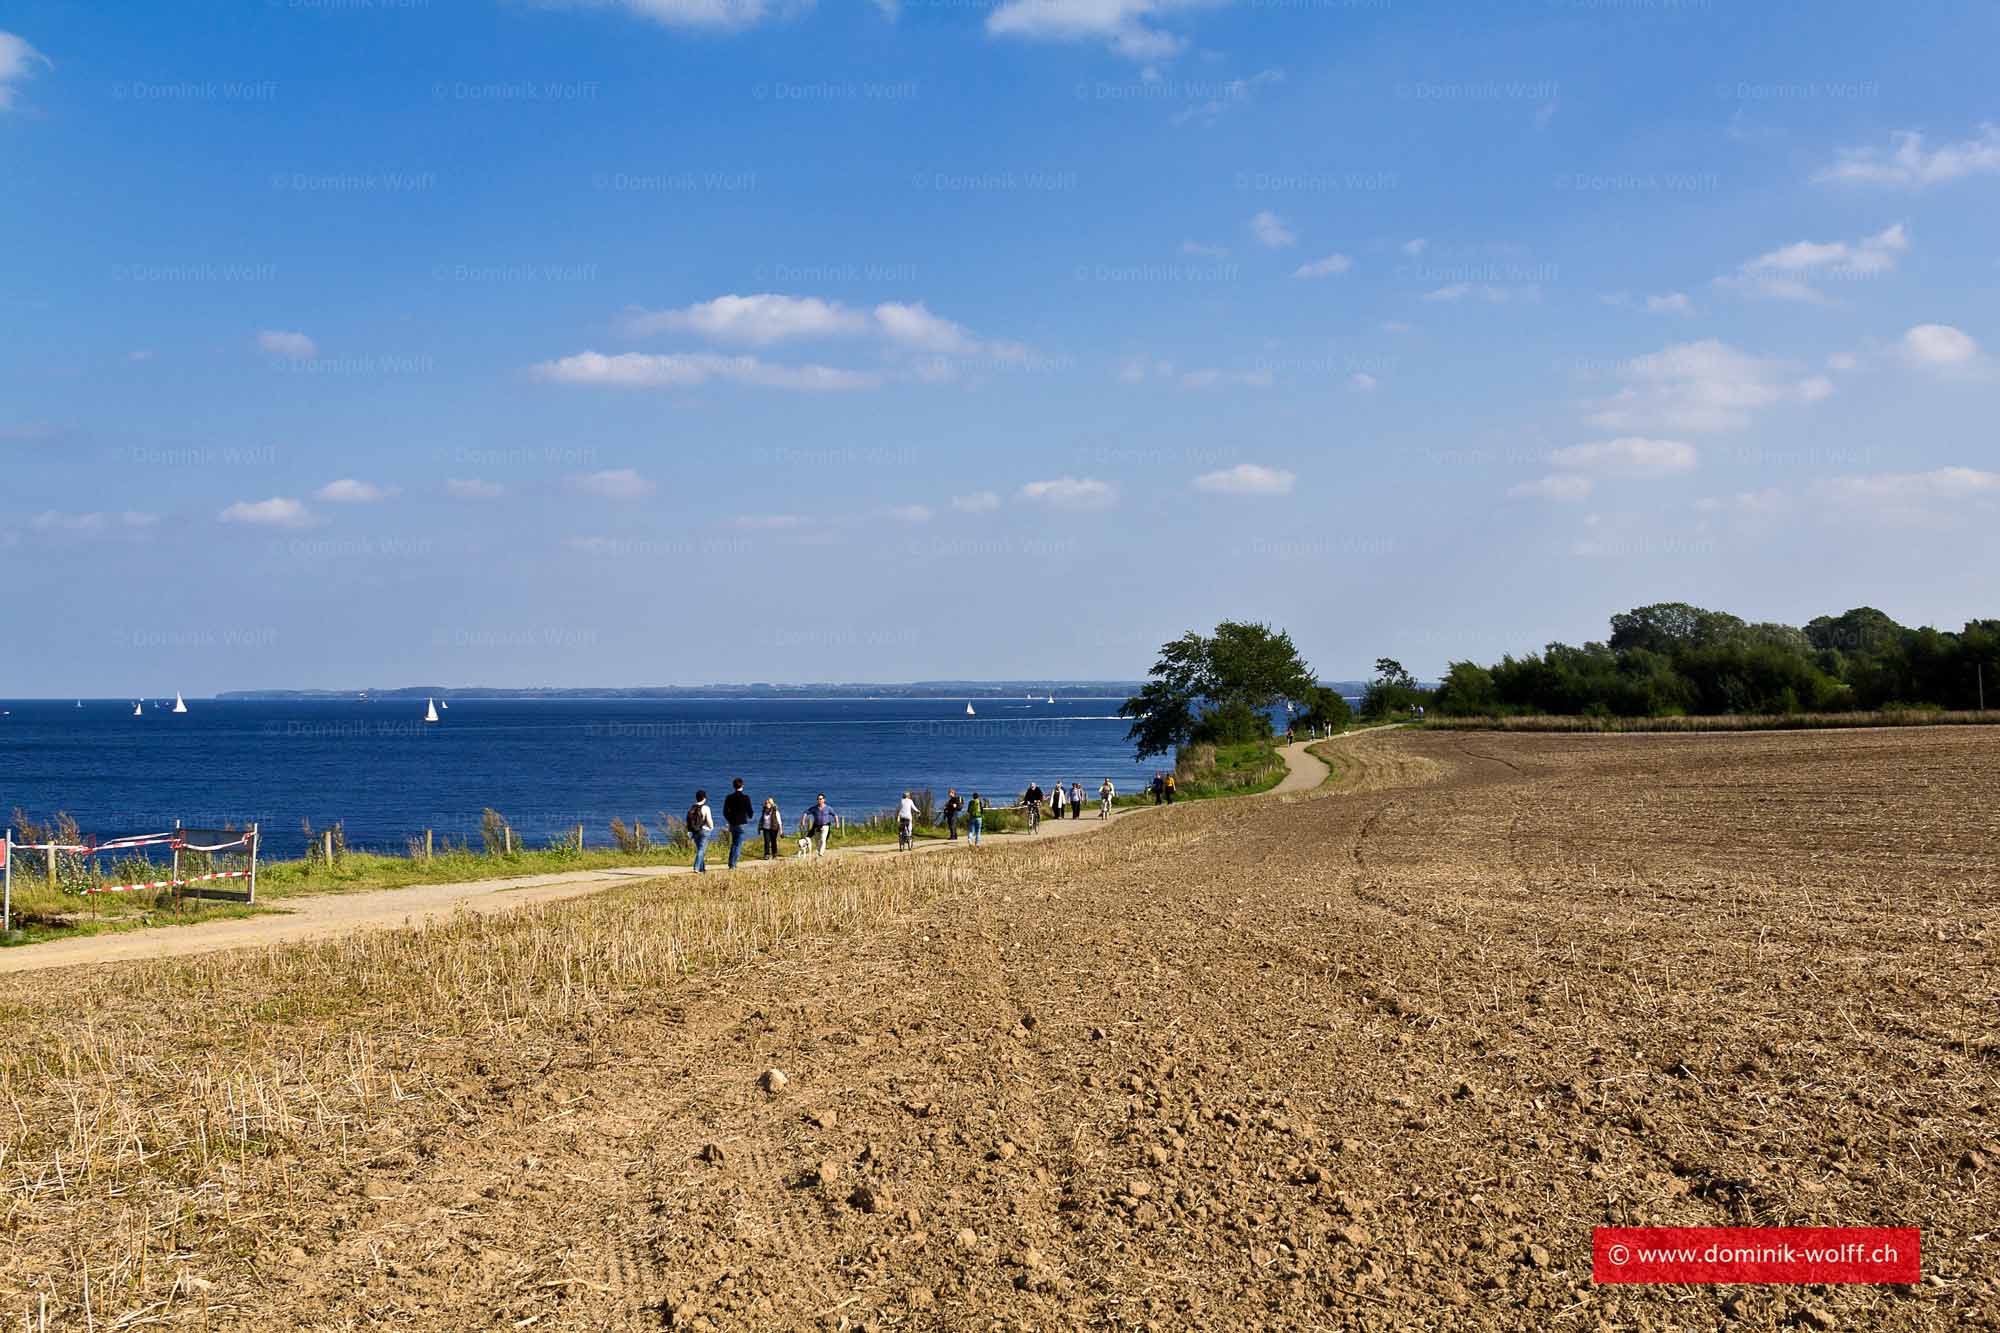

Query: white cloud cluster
[1292,253,1353,279]
[220,497,313,529]
[29,510,157,536]
[1193,463,1295,496]
[1814,126,2000,188]
[1421,283,1539,304]
[951,490,1001,513]
[1509,437,1696,503]
[568,468,656,500]
[446,478,505,500]
[533,350,879,391]
[1249,210,1295,249]
[986,0,1202,62]
[256,329,318,361]
[1725,223,1907,302]
[316,479,395,503]
[1603,291,1693,316]
[574,0,795,31]
[1020,476,1116,509]
[1588,340,1831,434]
[1900,323,1981,372]
[0,31,49,112]
[575,293,1024,390]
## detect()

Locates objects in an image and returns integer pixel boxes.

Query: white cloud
[885,504,933,523]
[1401,238,1427,257]
[1814,125,2000,188]
[1587,339,1831,434]
[1020,476,1117,510]
[1193,463,1295,496]
[573,0,794,31]
[1421,283,1538,303]
[1810,467,2000,522]
[1645,292,1694,316]
[1249,210,1296,249]
[872,301,975,354]
[1827,352,1860,372]
[1547,437,1698,477]
[0,31,50,112]
[568,468,656,501]
[1726,223,1907,302]
[1168,67,1284,128]
[532,350,879,391]
[1900,323,1980,371]
[256,329,317,360]
[220,497,313,528]
[1292,253,1353,279]
[1695,487,1791,517]
[28,510,157,536]
[445,478,505,500]
[1179,367,1273,390]
[1180,240,1229,257]
[315,478,395,503]
[733,513,807,530]
[951,490,1001,513]
[986,0,1193,62]
[1348,372,1377,392]
[622,294,867,345]
[1507,475,1593,502]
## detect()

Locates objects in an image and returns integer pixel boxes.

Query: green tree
[1298,685,1353,732]
[1120,621,1316,758]
[1433,661,1498,716]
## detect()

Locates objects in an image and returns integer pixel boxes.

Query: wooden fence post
[323,830,333,865]
[424,828,434,861]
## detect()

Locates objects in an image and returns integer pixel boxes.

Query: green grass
[1111,738,1288,809]
[0,814,972,947]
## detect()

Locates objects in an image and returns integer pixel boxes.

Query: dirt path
[0,746,1327,975]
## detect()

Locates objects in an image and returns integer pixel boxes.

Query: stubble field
[1,728,1993,1330]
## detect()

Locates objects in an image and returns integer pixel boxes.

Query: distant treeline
[1418,603,2000,718]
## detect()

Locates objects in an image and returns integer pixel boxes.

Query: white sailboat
[439,700,448,710]
[133,700,143,717]
[172,691,187,714]
[965,702,976,716]
[424,698,440,723]
[1046,694,1055,704]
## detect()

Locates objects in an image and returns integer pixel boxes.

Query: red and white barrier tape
[82,869,252,896]
[13,832,252,856]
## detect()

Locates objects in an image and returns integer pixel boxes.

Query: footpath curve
[0,739,1338,975]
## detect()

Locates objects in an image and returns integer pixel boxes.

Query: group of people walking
[680,770,1139,870]
[1020,778,1117,828]
[1145,772,1179,804]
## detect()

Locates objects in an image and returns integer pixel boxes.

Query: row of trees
[1120,603,1996,757]
[1427,603,2000,718]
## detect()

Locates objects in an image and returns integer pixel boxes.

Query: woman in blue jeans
[966,792,984,845]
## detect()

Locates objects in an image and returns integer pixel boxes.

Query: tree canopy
[1429,602,1999,718]
[1120,621,1317,757]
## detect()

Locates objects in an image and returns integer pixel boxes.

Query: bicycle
[1025,802,1041,833]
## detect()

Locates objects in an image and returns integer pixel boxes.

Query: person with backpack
[722,777,755,870]
[1098,777,1114,819]
[966,791,985,845]
[686,790,715,872]
[941,788,963,840]
[807,793,836,855]
[896,791,917,850]
[759,797,782,859]
[1068,781,1083,819]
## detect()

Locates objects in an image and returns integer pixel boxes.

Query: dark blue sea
[0,697,1154,859]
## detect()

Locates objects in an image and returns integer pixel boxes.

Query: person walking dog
[807,794,836,856]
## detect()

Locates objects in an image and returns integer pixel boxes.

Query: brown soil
[3,728,1993,1331]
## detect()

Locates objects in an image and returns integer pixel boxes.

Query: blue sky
[2,0,1995,694]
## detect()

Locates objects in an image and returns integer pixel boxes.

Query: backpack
[686,803,704,831]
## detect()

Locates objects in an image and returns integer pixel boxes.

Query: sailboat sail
[424,698,440,723]
[965,702,976,716]
[172,692,187,713]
